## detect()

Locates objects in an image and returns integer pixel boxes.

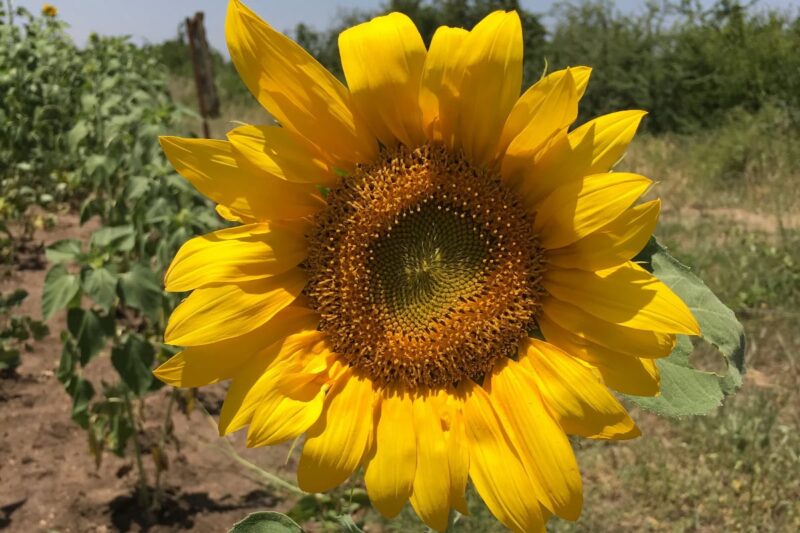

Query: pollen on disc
[305,143,546,388]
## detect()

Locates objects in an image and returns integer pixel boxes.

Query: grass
[166,75,271,139]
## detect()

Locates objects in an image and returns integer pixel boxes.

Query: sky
[13,0,798,57]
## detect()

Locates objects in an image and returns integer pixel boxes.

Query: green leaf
[42,264,81,320]
[0,348,21,371]
[626,239,746,416]
[1,289,27,310]
[118,264,162,322]
[46,239,83,263]
[82,267,118,310]
[57,336,78,386]
[68,377,95,429]
[110,334,155,397]
[66,308,114,366]
[126,176,150,202]
[67,119,89,150]
[90,225,135,253]
[333,515,365,533]
[228,512,303,533]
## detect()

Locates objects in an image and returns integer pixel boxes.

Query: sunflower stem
[152,388,177,509]
[123,388,151,510]
[197,400,305,496]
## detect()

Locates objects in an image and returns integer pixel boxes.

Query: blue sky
[13,0,798,56]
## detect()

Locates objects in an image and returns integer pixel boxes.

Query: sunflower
[41,3,57,17]
[155,1,700,531]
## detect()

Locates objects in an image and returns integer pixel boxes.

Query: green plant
[0,289,48,373]
[1,2,225,512]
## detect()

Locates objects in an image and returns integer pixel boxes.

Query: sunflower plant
[157,2,745,531]
[21,8,223,510]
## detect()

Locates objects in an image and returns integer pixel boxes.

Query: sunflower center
[370,203,490,330]
[306,144,546,389]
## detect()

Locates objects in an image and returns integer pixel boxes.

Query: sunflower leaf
[227,511,303,533]
[625,238,746,416]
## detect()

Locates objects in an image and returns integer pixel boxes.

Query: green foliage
[147,32,255,106]
[0,1,223,510]
[0,5,80,220]
[627,239,745,416]
[228,512,303,533]
[546,0,800,132]
[0,290,48,372]
[281,0,800,134]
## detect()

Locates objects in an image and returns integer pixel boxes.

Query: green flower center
[369,203,490,330]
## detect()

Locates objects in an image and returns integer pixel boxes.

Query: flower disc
[306,144,546,388]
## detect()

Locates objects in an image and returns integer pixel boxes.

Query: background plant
[0,289,48,373]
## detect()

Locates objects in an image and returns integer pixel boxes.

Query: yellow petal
[534,173,652,249]
[543,261,700,335]
[517,110,647,206]
[409,393,451,532]
[542,296,675,358]
[246,361,329,447]
[364,391,416,518]
[164,269,307,346]
[519,338,640,440]
[153,305,318,388]
[419,26,469,145]
[568,109,649,175]
[539,315,661,396]
[547,199,661,270]
[226,124,336,186]
[225,0,376,168]
[488,359,583,520]
[164,222,309,292]
[339,12,426,148]
[462,381,546,533]
[297,369,376,493]
[443,393,470,515]
[501,69,579,180]
[215,204,253,223]
[159,137,324,221]
[219,329,330,435]
[457,11,523,167]
[498,66,591,157]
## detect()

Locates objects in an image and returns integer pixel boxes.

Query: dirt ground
[0,214,301,533]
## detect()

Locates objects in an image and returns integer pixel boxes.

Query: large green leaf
[42,264,81,320]
[228,512,303,533]
[626,239,746,416]
[118,264,163,322]
[90,225,136,253]
[110,334,155,397]
[67,377,95,429]
[66,308,114,366]
[45,239,84,264]
[82,267,118,310]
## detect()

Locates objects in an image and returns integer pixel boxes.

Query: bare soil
[0,214,297,533]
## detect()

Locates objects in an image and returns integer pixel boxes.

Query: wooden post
[185,12,220,138]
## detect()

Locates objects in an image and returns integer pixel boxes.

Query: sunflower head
[41,3,57,17]
[157,1,700,531]
[306,142,547,389]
